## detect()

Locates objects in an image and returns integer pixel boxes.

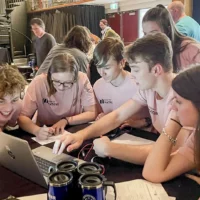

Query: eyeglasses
[51,79,74,89]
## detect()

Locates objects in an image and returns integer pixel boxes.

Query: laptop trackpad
[32,146,74,164]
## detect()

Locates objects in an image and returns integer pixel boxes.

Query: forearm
[144,125,181,174]
[77,100,142,141]
[18,116,40,135]
[67,111,97,125]
[77,111,121,140]
[107,143,153,165]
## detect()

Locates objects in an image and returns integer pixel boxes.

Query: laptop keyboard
[34,155,56,177]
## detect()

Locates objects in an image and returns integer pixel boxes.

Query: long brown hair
[47,53,79,100]
[63,25,92,54]
[143,4,196,73]
[172,65,200,170]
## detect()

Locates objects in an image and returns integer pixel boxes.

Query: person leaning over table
[143,66,200,184]
[18,53,97,140]
[52,33,192,165]
[36,25,92,76]
[93,37,150,128]
[0,65,27,132]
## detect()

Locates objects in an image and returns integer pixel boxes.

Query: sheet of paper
[32,131,71,145]
[18,181,176,200]
[112,133,155,145]
[106,179,175,200]
[19,193,46,200]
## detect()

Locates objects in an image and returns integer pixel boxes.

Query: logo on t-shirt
[42,98,59,106]
[99,99,112,104]
[148,107,158,115]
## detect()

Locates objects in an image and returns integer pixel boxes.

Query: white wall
[105,0,171,13]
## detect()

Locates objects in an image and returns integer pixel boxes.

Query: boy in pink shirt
[18,53,97,140]
[94,73,137,114]
[0,65,27,132]
[143,66,200,183]
[132,88,174,133]
[93,38,149,127]
[53,33,178,165]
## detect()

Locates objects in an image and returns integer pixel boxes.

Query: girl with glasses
[18,53,97,140]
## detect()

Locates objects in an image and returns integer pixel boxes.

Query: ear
[119,58,126,69]
[152,64,163,76]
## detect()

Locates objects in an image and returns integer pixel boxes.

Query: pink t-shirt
[93,73,138,113]
[132,88,175,133]
[20,72,96,126]
[179,40,200,69]
[0,100,22,130]
[178,131,195,163]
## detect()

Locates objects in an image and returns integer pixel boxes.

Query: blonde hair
[0,65,27,98]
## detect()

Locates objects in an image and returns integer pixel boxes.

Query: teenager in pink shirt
[93,37,149,127]
[53,33,183,165]
[143,66,200,184]
[0,65,27,132]
[142,4,200,72]
[18,53,97,140]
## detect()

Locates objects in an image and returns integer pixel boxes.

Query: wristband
[170,118,182,127]
[62,117,69,125]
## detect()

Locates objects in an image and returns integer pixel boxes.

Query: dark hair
[100,19,108,26]
[30,18,45,30]
[143,4,196,73]
[63,25,92,54]
[47,53,79,98]
[125,32,173,72]
[93,37,124,68]
[0,65,27,98]
[172,65,200,170]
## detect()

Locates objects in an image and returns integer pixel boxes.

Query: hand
[35,126,54,140]
[52,119,68,135]
[120,118,145,129]
[95,113,105,121]
[186,174,200,185]
[53,132,83,154]
[93,136,111,157]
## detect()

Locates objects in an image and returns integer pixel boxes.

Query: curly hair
[0,65,27,98]
[63,25,92,54]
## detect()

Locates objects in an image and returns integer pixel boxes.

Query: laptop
[0,132,83,188]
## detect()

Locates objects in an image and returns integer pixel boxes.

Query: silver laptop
[0,132,83,188]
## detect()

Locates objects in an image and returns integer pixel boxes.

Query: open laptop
[0,132,83,188]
